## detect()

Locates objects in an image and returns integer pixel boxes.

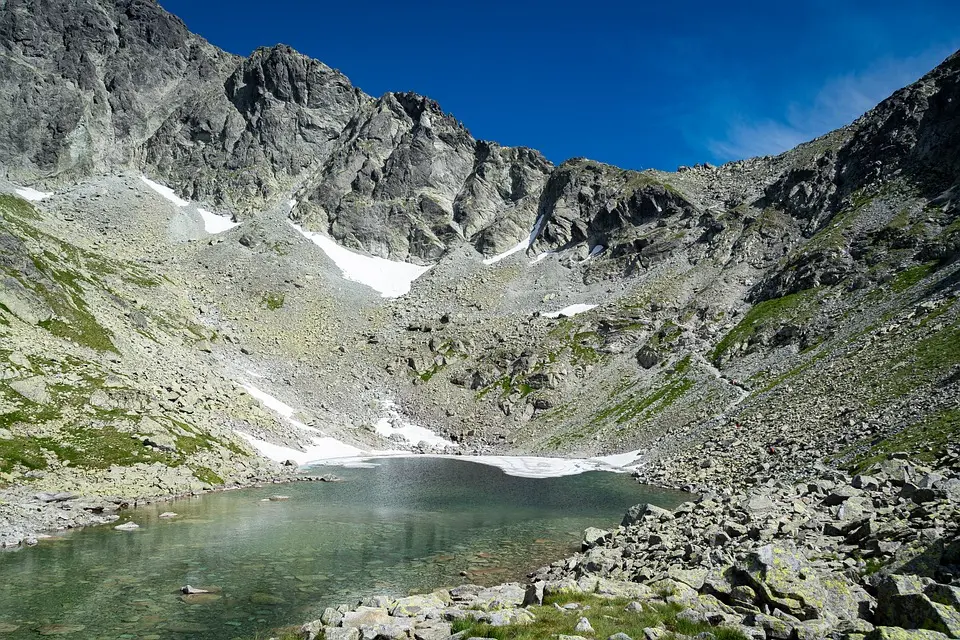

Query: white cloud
[708,45,958,161]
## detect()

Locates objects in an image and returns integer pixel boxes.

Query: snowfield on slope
[141,176,239,234]
[543,303,597,318]
[237,382,645,478]
[289,222,431,298]
[482,239,528,265]
[374,402,457,449]
[14,187,53,202]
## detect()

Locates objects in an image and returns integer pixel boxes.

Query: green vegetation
[0,194,40,220]
[885,318,960,397]
[543,355,695,450]
[547,319,602,365]
[192,466,224,486]
[262,292,285,310]
[888,261,937,293]
[589,375,693,428]
[451,593,746,640]
[710,288,820,363]
[0,426,178,473]
[0,436,50,473]
[852,408,960,473]
[622,171,683,198]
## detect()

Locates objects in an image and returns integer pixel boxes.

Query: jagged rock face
[0,0,958,270]
[0,0,233,179]
[761,51,960,232]
[143,45,366,213]
[293,94,553,262]
[838,50,960,193]
[530,160,700,262]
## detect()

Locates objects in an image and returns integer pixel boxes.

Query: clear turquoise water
[0,457,689,639]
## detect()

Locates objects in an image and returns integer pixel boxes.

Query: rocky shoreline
[0,467,351,548]
[289,446,960,640]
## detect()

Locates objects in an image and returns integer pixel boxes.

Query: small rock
[575,617,595,634]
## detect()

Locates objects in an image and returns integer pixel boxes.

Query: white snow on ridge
[197,207,240,234]
[141,176,189,207]
[289,222,431,298]
[543,303,597,319]
[15,187,53,202]
[482,239,528,266]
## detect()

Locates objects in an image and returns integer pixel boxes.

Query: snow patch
[529,213,548,243]
[543,303,598,319]
[592,448,644,468]
[235,432,365,465]
[141,176,188,207]
[243,384,296,419]
[14,187,53,202]
[240,376,643,477]
[289,222,431,298]
[529,252,553,265]
[197,207,239,234]
[374,403,456,449]
[312,449,644,479]
[142,176,239,234]
[482,239,528,266]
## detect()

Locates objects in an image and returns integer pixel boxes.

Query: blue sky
[158,0,959,171]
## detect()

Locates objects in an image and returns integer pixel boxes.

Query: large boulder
[737,544,873,623]
[622,503,673,527]
[389,592,449,617]
[876,575,960,638]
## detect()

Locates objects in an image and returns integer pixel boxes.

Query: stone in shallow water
[250,592,284,606]
[179,593,222,605]
[35,624,86,636]
[0,623,19,633]
[114,522,139,531]
[158,512,177,518]
[164,622,211,633]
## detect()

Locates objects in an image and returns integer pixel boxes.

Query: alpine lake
[0,457,690,639]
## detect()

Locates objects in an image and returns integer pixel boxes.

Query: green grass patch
[262,292,285,310]
[711,288,820,363]
[0,194,41,220]
[885,319,960,397]
[851,408,960,472]
[452,594,747,640]
[34,426,178,470]
[0,436,50,473]
[192,466,224,486]
[888,261,937,293]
